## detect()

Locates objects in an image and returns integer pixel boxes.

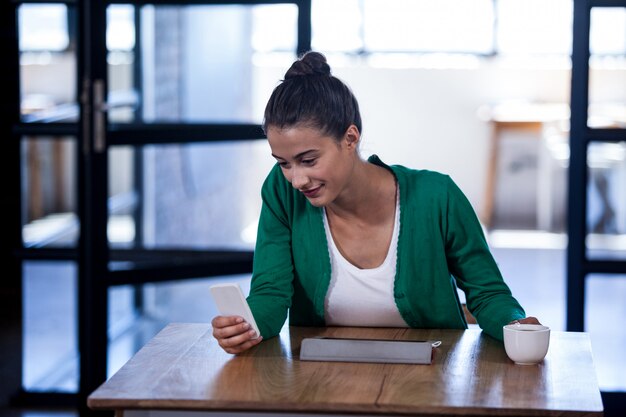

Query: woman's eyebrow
[271,149,317,160]
[294,149,317,159]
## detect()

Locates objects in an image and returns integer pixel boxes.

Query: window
[311,0,626,58]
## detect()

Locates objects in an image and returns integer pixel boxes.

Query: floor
[4,231,626,416]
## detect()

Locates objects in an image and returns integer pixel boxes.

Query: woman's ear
[343,125,360,150]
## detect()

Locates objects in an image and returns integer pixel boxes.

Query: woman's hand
[510,316,541,325]
[211,315,263,354]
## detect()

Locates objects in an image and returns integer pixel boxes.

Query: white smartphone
[210,283,260,337]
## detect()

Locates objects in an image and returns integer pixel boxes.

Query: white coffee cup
[503,323,550,365]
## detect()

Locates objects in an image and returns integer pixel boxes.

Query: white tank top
[322,192,408,327]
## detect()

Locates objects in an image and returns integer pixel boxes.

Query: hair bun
[284,51,331,79]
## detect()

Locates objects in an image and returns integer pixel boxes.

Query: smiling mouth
[301,186,322,197]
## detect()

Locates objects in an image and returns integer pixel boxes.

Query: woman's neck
[326,159,396,224]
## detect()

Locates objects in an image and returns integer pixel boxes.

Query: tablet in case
[299,337,433,364]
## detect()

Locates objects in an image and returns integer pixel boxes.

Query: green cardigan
[247,155,525,342]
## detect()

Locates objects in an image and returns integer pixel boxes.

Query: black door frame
[567,0,626,413]
[4,0,311,414]
[1,0,24,408]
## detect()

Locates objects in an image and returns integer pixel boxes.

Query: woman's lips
[301,185,322,198]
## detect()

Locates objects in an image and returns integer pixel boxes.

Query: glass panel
[107,284,140,378]
[108,5,136,51]
[107,4,297,124]
[588,8,626,130]
[108,140,275,250]
[107,5,138,123]
[590,7,626,56]
[21,137,78,248]
[585,274,626,391]
[586,141,626,260]
[362,0,493,53]
[496,0,572,56]
[107,274,251,378]
[109,146,137,248]
[18,4,69,51]
[19,3,77,122]
[23,261,78,392]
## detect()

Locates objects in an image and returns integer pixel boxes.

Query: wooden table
[88,323,604,417]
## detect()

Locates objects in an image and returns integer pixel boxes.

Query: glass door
[80,0,312,412]
[5,0,311,413]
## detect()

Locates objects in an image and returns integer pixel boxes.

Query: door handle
[93,79,107,153]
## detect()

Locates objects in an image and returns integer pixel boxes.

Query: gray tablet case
[300,337,433,364]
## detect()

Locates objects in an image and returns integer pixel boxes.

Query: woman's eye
[302,159,316,165]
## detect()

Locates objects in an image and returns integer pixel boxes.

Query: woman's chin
[305,197,326,207]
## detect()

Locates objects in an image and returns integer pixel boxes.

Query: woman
[212,52,539,354]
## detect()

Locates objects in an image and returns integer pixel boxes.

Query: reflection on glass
[21,137,78,248]
[23,261,78,392]
[107,274,251,378]
[19,4,77,122]
[107,141,274,250]
[586,141,626,260]
[585,274,626,391]
[106,4,297,124]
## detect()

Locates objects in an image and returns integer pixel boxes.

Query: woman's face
[267,125,358,207]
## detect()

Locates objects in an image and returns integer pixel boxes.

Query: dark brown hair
[263,51,362,141]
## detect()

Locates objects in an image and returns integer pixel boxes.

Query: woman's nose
[291,167,309,189]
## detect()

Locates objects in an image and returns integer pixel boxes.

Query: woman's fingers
[212,316,250,340]
[218,327,259,348]
[211,315,262,354]
[212,315,243,329]
[518,316,541,325]
[223,335,264,354]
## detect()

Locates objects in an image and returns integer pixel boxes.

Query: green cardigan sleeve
[443,176,525,341]
[246,166,294,339]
